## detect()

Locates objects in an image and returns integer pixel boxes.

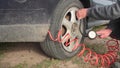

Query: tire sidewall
[45,0,86,59]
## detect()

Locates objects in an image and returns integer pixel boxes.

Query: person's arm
[87,1,120,20]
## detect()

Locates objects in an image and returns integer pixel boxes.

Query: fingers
[76,9,83,19]
[76,10,83,19]
[96,29,112,39]
[96,30,106,38]
[76,9,87,20]
[100,35,107,38]
[76,11,80,19]
[96,31,102,35]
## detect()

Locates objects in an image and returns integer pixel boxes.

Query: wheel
[41,0,86,59]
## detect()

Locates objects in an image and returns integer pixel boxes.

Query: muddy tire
[41,0,86,59]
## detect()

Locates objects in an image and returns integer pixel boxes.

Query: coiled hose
[48,29,119,67]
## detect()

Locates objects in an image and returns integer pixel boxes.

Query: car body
[0,0,117,59]
[0,0,59,42]
[0,0,117,42]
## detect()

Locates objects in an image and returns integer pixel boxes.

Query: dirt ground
[0,43,45,67]
[0,37,119,68]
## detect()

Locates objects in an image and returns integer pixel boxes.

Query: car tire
[40,0,86,59]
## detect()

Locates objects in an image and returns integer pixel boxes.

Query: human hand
[96,29,112,38]
[76,8,88,20]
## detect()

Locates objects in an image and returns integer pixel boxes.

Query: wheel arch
[79,0,91,8]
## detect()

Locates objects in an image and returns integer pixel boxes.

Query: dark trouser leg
[108,18,120,40]
[108,18,120,68]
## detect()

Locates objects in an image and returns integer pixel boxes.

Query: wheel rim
[61,7,84,52]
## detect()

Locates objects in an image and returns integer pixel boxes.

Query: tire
[41,0,86,59]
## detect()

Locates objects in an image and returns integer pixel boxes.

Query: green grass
[12,63,28,68]
[31,59,60,68]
